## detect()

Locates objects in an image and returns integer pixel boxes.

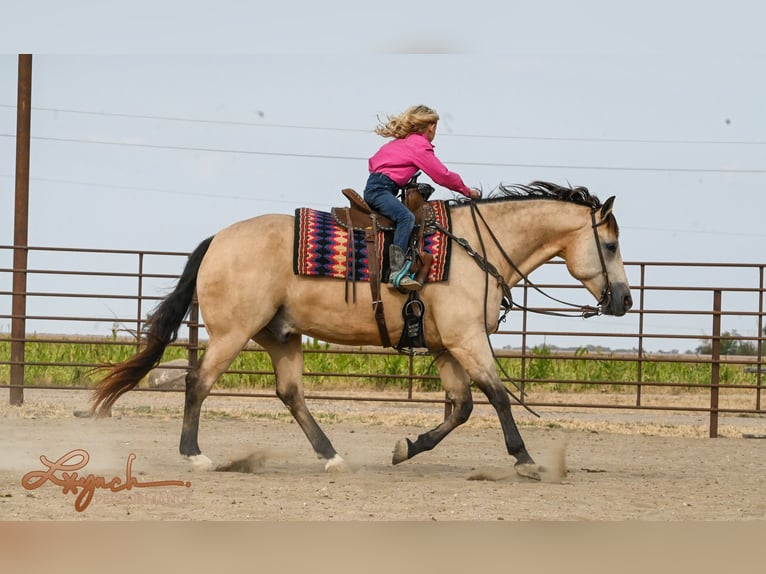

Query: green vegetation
[494,344,748,392]
[0,336,758,393]
[695,328,765,356]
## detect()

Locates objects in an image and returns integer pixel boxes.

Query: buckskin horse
[90,181,632,480]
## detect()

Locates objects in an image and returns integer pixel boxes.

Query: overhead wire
[0,103,763,225]
[1,103,764,145]
[0,133,763,174]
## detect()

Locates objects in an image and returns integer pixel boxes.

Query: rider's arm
[409,135,472,197]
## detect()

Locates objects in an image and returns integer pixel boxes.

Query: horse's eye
[605,242,618,254]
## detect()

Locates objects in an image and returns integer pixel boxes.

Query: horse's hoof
[392,439,410,465]
[324,454,349,473]
[515,462,541,481]
[186,454,214,471]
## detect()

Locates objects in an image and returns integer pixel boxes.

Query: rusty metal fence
[1,244,765,437]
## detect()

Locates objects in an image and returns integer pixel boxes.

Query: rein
[470,202,607,319]
[432,200,614,417]
[433,205,605,322]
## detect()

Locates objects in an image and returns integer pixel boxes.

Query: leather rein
[434,201,612,322]
[431,201,613,418]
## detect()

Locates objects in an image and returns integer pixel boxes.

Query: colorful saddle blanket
[293,201,452,283]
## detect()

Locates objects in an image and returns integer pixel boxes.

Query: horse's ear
[600,196,616,220]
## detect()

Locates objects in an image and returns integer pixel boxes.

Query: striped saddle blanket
[293,201,452,283]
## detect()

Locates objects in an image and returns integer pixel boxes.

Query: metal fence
[1,244,765,437]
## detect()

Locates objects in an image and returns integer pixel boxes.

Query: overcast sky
[0,1,764,350]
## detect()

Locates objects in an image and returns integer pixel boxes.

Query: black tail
[90,236,214,416]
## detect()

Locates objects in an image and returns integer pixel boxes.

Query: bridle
[434,200,613,321]
[431,200,614,417]
[589,206,613,316]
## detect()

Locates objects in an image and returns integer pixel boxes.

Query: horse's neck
[453,200,583,284]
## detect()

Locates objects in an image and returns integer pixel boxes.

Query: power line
[2,103,765,146]
[0,173,328,207]
[0,132,364,160]
[0,104,369,134]
[0,133,764,174]
[2,172,766,239]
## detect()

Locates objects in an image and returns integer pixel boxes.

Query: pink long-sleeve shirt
[368,133,472,196]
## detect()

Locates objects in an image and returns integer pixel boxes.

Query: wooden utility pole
[10,54,32,406]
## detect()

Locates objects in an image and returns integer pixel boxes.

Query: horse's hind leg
[392,352,474,465]
[255,332,347,472]
[180,333,249,468]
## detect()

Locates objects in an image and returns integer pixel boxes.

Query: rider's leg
[388,243,421,290]
[363,174,421,290]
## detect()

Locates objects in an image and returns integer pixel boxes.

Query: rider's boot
[388,245,422,291]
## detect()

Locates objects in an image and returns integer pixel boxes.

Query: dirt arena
[1,388,765,521]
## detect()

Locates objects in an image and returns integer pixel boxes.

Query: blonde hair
[374,105,440,139]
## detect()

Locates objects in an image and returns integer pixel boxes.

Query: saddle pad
[293,201,452,283]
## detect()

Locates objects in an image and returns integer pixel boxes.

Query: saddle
[330,184,435,350]
[331,187,438,235]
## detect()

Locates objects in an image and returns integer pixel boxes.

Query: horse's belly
[284,278,405,346]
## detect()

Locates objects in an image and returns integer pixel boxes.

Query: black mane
[485,181,602,208]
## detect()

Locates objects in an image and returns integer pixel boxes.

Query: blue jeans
[363,172,415,251]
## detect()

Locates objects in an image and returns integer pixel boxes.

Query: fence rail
[2,244,765,437]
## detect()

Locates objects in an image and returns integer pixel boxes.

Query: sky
[0,1,764,351]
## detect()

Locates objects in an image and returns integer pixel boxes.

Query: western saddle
[330,183,436,350]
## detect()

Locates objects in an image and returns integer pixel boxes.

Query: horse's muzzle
[600,282,632,317]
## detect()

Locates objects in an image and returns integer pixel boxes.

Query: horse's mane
[462,180,618,235]
[486,180,602,208]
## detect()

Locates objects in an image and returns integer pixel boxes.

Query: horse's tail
[90,235,215,416]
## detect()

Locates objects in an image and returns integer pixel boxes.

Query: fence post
[636,264,646,407]
[407,353,414,400]
[135,252,144,350]
[10,54,33,407]
[520,279,529,387]
[757,266,764,411]
[709,289,721,438]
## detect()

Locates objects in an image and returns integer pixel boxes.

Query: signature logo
[21,449,192,512]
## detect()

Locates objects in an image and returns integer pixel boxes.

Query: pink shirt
[368,133,472,196]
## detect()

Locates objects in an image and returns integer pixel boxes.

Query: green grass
[0,336,758,393]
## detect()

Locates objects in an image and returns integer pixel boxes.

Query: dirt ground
[1,388,765,521]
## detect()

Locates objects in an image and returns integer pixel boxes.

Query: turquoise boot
[388,245,422,291]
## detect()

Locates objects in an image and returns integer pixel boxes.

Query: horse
[90,181,632,480]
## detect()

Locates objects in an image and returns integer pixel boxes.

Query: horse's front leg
[392,351,473,464]
[476,376,540,480]
[257,332,347,473]
[449,342,541,480]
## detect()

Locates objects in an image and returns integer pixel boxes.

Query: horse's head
[563,196,632,317]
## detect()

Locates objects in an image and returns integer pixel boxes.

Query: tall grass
[491,345,749,393]
[0,336,757,393]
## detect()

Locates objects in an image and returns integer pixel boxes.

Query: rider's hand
[468,188,482,200]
